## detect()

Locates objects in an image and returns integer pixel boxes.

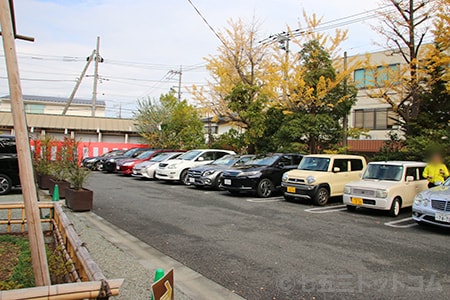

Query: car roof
[303,154,363,159]
[187,149,235,152]
[369,161,427,166]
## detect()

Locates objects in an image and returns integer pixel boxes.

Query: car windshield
[150,153,173,162]
[245,155,280,166]
[298,157,330,171]
[363,164,403,181]
[136,150,156,159]
[179,150,202,161]
[123,148,140,157]
[211,155,237,166]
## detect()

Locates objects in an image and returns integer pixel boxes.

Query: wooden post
[0,0,50,286]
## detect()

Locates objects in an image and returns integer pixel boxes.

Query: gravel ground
[0,191,192,300]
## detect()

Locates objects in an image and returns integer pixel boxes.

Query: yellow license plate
[287,186,296,193]
[351,197,363,205]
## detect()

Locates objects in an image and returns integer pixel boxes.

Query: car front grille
[287,178,305,184]
[431,200,450,211]
[352,188,376,197]
[188,170,202,178]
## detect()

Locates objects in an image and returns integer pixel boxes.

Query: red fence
[30,140,147,162]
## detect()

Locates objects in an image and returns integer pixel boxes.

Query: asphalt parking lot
[87,172,450,300]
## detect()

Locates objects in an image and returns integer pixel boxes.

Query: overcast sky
[0,0,393,117]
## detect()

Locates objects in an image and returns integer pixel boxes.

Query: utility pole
[0,0,50,286]
[92,36,101,116]
[169,67,182,102]
[62,50,95,115]
[342,51,348,151]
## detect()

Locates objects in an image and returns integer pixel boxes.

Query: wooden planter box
[49,179,70,199]
[65,188,93,212]
[0,202,123,299]
[37,174,54,190]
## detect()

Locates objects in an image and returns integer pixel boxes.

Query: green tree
[135,92,205,149]
[279,40,357,153]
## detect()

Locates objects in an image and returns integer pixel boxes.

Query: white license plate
[224,179,231,185]
[189,177,195,183]
[435,212,450,223]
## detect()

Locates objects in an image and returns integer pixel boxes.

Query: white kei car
[344,161,428,217]
[155,149,235,184]
[132,152,184,179]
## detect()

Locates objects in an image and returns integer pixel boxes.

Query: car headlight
[86,158,96,163]
[344,186,352,194]
[167,164,177,169]
[237,171,261,177]
[414,194,423,206]
[203,170,216,176]
[422,198,430,207]
[306,176,316,184]
[282,173,289,182]
[375,189,388,198]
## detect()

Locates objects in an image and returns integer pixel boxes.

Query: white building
[0,94,106,117]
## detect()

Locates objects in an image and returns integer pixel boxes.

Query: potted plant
[65,163,93,212]
[33,135,55,190]
[48,137,78,199]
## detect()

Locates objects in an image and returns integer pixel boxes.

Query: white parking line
[246,197,284,203]
[304,204,347,214]
[384,217,418,228]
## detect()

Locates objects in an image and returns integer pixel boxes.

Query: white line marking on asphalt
[384,217,417,228]
[246,197,284,203]
[304,204,347,214]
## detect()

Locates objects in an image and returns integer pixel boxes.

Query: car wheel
[0,174,12,195]
[389,197,401,217]
[284,195,295,202]
[256,178,273,198]
[180,170,190,185]
[346,205,357,212]
[95,161,102,171]
[313,187,329,206]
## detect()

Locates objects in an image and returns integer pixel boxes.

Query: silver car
[413,179,450,228]
[132,152,184,179]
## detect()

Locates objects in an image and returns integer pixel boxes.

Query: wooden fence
[0,202,123,300]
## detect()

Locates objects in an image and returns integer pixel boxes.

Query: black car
[220,153,304,198]
[0,135,20,195]
[101,147,152,173]
[81,149,126,171]
[187,154,254,189]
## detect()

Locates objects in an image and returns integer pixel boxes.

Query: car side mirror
[406,176,414,182]
[333,167,341,173]
[197,157,204,161]
[277,162,285,168]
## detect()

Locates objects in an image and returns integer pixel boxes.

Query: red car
[115,149,185,175]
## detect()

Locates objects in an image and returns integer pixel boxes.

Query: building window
[354,108,397,130]
[25,104,45,114]
[204,124,218,134]
[353,64,399,89]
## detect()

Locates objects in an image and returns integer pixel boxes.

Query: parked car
[220,153,304,198]
[281,154,367,205]
[132,152,184,179]
[344,161,428,217]
[102,147,151,173]
[116,149,184,175]
[155,149,235,184]
[187,154,254,189]
[81,149,126,170]
[0,135,20,195]
[413,179,450,228]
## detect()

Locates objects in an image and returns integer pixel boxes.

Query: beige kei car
[281,154,367,205]
[344,161,428,217]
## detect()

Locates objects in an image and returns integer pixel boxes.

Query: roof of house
[0,95,106,106]
[0,112,135,133]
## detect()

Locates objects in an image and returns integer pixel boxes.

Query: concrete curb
[80,211,246,300]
